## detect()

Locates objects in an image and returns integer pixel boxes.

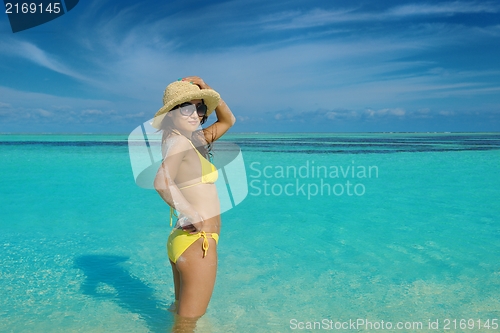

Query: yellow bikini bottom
[167,228,219,264]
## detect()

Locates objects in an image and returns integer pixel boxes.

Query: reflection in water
[74,255,173,332]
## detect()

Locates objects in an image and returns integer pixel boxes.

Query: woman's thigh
[176,237,218,317]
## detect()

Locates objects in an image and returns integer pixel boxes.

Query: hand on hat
[182,76,212,90]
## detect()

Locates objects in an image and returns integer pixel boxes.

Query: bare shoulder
[163,133,192,158]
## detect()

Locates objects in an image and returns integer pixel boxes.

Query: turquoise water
[1,133,499,332]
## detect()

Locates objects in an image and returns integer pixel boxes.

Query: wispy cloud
[0,86,114,122]
[1,0,499,132]
[34,109,53,117]
[0,39,93,83]
[365,108,406,117]
[262,1,500,30]
[439,110,455,116]
[0,85,154,130]
[388,1,500,16]
[53,19,500,125]
[81,109,104,116]
[260,8,361,30]
[31,0,498,109]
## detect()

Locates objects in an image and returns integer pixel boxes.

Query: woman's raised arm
[182,76,236,143]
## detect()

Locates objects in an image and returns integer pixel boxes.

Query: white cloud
[35,109,53,117]
[388,2,500,17]
[63,18,500,118]
[81,109,104,116]
[0,39,94,83]
[439,110,455,116]
[261,2,500,30]
[325,111,337,120]
[389,108,406,116]
[364,108,406,117]
[262,8,362,30]
[2,0,499,132]
[323,110,360,120]
[0,86,147,125]
[31,0,494,117]
[0,86,112,110]
[122,112,145,119]
[237,116,250,122]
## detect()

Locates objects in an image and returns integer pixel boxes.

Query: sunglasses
[173,102,207,117]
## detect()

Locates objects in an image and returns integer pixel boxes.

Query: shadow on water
[74,255,173,332]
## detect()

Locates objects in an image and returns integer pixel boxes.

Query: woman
[153,76,235,321]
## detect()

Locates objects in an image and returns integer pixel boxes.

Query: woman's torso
[172,134,221,233]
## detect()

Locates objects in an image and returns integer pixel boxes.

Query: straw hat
[151,80,221,129]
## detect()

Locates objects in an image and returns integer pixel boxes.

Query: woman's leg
[175,237,218,317]
[169,260,181,311]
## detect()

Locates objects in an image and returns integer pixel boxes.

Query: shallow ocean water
[1,133,499,332]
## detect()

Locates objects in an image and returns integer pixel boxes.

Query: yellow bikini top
[178,146,218,189]
[169,129,218,226]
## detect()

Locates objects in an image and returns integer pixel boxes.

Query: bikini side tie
[170,209,210,257]
[200,231,209,258]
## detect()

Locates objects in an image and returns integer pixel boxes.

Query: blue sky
[1,0,499,133]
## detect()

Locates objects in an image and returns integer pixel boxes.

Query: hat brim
[151,89,220,129]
